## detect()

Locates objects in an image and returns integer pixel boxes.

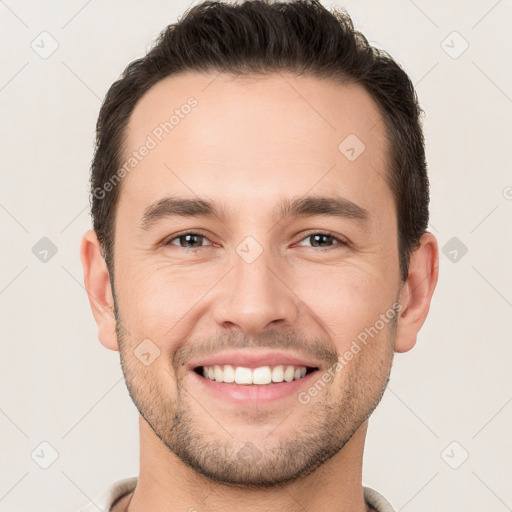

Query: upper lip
[188,350,321,370]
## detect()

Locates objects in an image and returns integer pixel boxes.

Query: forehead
[119,71,392,221]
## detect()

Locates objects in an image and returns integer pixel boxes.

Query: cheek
[296,265,397,346]
[115,263,213,340]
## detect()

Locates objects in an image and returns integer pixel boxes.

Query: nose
[212,244,300,335]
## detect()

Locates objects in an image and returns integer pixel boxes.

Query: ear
[394,232,439,353]
[80,229,119,351]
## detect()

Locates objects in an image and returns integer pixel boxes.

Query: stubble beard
[113,294,396,488]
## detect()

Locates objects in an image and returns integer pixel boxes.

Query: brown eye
[296,232,348,249]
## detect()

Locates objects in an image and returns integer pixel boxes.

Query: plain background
[1,1,511,511]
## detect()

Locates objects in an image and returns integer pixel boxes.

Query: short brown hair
[90,0,429,283]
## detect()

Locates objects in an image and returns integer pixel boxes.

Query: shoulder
[73,476,138,512]
[363,486,396,512]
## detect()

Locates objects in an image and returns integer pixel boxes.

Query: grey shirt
[75,476,397,512]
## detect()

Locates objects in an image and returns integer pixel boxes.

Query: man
[79,1,439,511]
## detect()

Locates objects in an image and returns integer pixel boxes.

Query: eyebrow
[139,194,369,231]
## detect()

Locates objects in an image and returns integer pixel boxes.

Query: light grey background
[1,1,511,511]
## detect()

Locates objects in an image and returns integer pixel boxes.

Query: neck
[126,416,371,512]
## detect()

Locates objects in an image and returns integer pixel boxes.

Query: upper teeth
[202,365,308,385]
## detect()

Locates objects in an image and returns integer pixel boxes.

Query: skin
[81,71,439,512]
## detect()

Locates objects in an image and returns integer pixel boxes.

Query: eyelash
[163,230,349,251]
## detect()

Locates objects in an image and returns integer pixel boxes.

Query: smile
[196,364,318,385]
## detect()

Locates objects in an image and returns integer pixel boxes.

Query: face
[109,71,403,486]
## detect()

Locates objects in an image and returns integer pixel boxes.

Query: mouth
[189,362,321,405]
[193,364,319,385]
[187,351,323,404]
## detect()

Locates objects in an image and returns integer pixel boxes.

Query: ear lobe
[394,232,439,353]
[80,229,120,351]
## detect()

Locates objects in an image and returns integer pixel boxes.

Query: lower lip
[189,369,320,404]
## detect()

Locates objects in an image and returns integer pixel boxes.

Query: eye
[164,231,213,249]
[162,230,348,251]
[295,232,348,249]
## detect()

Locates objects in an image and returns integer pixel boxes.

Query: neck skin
[121,415,373,512]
